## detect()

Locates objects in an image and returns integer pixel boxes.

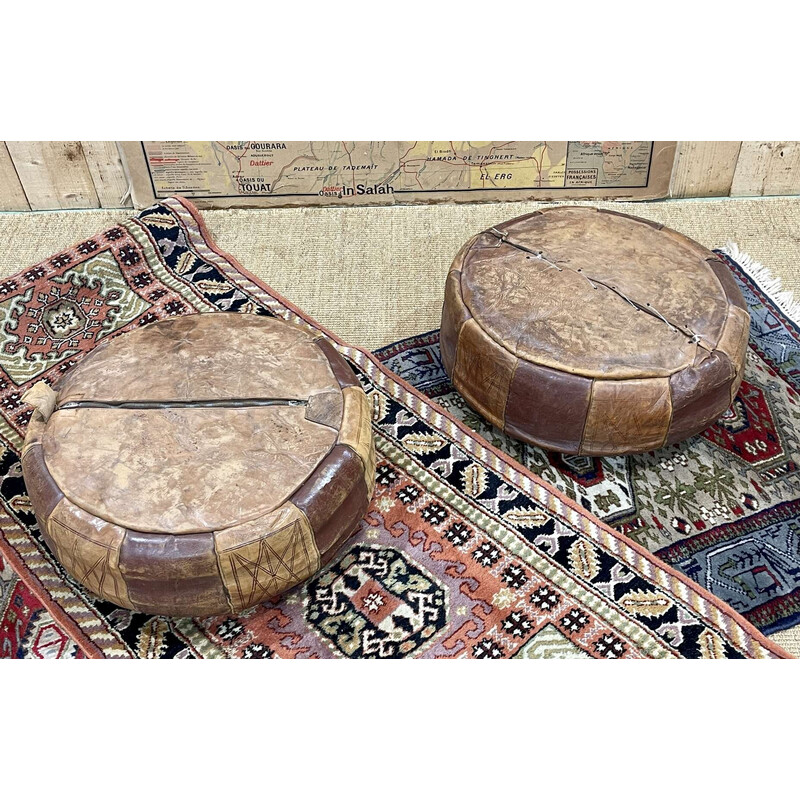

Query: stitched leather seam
[459,233,725,379]
[56,398,308,411]
[661,380,674,450]
[577,379,595,455]
[704,257,735,349]
[502,356,521,430]
[489,229,705,342]
[210,532,237,614]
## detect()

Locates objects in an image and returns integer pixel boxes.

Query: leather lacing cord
[487,228,706,347]
[55,398,308,411]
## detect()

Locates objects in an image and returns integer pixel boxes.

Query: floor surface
[1,196,798,656]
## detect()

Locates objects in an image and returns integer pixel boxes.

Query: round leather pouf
[21,313,375,617]
[440,207,750,456]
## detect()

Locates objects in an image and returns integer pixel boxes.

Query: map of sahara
[142,141,656,200]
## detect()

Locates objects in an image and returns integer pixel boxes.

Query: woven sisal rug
[375,247,800,636]
[0,198,787,658]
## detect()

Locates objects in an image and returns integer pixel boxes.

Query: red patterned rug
[0,198,788,658]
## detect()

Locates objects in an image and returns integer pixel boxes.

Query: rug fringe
[721,242,800,326]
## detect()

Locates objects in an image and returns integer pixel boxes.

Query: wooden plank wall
[1,142,131,211]
[0,141,799,210]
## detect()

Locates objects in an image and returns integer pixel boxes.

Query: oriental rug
[0,198,787,658]
[375,246,800,636]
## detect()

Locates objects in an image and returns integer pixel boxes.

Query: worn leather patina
[20,313,375,617]
[440,206,750,456]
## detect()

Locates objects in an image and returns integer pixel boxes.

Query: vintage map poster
[120,141,677,208]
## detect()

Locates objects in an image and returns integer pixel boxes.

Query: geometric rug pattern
[0,198,788,657]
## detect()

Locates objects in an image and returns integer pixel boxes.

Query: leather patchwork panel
[729,364,746,406]
[667,351,735,445]
[463,230,509,253]
[582,378,672,455]
[706,258,748,312]
[716,307,750,393]
[314,337,360,389]
[338,385,376,493]
[305,389,344,429]
[505,360,592,454]
[21,444,64,522]
[214,503,320,613]
[48,497,130,609]
[291,444,368,558]
[453,319,517,429]
[119,530,227,617]
[667,380,733,446]
[440,270,472,377]
[20,411,46,455]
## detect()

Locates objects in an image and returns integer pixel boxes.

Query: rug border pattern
[0,196,788,659]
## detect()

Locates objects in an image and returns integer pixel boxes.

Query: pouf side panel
[716,307,751,402]
[20,412,70,582]
[730,366,746,408]
[21,439,63,524]
[20,447,64,564]
[47,497,131,610]
[667,351,737,445]
[453,319,517,430]
[214,503,321,614]
[314,337,360,390]
[706,257,749,312]
[338,385,376,494]
[440,270,472,378]
[291,444,369,561]
[581,377,672,455]
[442,232,498,377]
[119,531,228,617]
[505,361,592,454]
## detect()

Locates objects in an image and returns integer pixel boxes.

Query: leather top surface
[43,314,343,534]
[459,207,730,379]
[56,312,339,404]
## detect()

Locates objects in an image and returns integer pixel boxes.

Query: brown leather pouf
[21,313,375,617]
[440,207,750,455]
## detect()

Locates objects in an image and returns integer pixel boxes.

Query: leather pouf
[21,313,375,617]
[440,207,750,455]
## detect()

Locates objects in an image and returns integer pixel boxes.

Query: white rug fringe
[721,242,800,326]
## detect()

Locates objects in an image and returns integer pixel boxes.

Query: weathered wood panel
[81,141,132,208]
[671,141,742,197]
[2,141,800,209]
[5,142,99,210]
[731,141,800,197]
[0,143,30,211]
